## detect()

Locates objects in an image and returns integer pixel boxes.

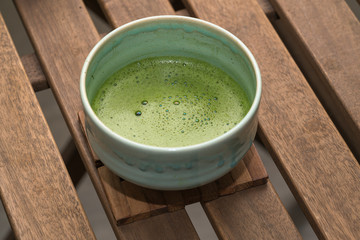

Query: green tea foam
[92,56,250,147]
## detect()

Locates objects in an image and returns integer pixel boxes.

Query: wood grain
[162,190,185,212]
[118,210,200,240]
[231,160,253,191]
[243,145,268,183]
[199,182,218,202]
[98,167,132,224]
[203,183,302,240]
[13,0,197,238]
[175,8,191,16]
[97,0,175,27]
[270,0,360,160]
[183,0,360,239]
[20,32,108,92]
[19,0,275,93]
[0,13,95,239]
[216,172,237,195]
[14,0,123,239]
[97,145,267,225]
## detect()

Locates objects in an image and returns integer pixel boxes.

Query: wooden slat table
[0,14,95,239]
[183,0,360,239]
[270,0,360,160]
[1,0,359,239]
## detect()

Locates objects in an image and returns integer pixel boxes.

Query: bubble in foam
[141,100,148,105]
[173,101,180,105]
[135,111,142,116]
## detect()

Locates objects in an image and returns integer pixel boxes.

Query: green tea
[92,56,250,147]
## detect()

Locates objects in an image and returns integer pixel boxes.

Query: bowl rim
[80,15,261,154]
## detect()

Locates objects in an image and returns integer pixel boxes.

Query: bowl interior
[85,18,257,107]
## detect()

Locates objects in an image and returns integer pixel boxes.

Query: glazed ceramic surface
[80,16,261,190]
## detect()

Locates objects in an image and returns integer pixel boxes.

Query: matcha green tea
[92,56,250,147]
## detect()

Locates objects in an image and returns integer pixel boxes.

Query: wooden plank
[14,1,199,238]
[199,182,218,202]
[98,167,132,224]
[0,14,95,239]
[121,181,152,222]
[229,145,268,192]
[216,173,236,195]
[230,161,253,191]
[175,0,278,20]
[20,32,107,92]
[270,0,360,160]
[203,183,302,240]
[175,8,191,16]
[14,1,124,239]
[96,145,266,225]
[99,166,170,224]
[243,145,268,184]
[183,0,360,239]
[118,210,199,240]
[97,0,175,27]
[162,191,185,212]
[141,188,168,216]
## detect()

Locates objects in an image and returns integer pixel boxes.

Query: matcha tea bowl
[80,15,261,190]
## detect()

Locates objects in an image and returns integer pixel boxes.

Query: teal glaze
[80,16,261,190]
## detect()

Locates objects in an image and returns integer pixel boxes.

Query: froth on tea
[92,56,250,147]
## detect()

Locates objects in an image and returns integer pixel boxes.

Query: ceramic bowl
[80,15,261,190]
